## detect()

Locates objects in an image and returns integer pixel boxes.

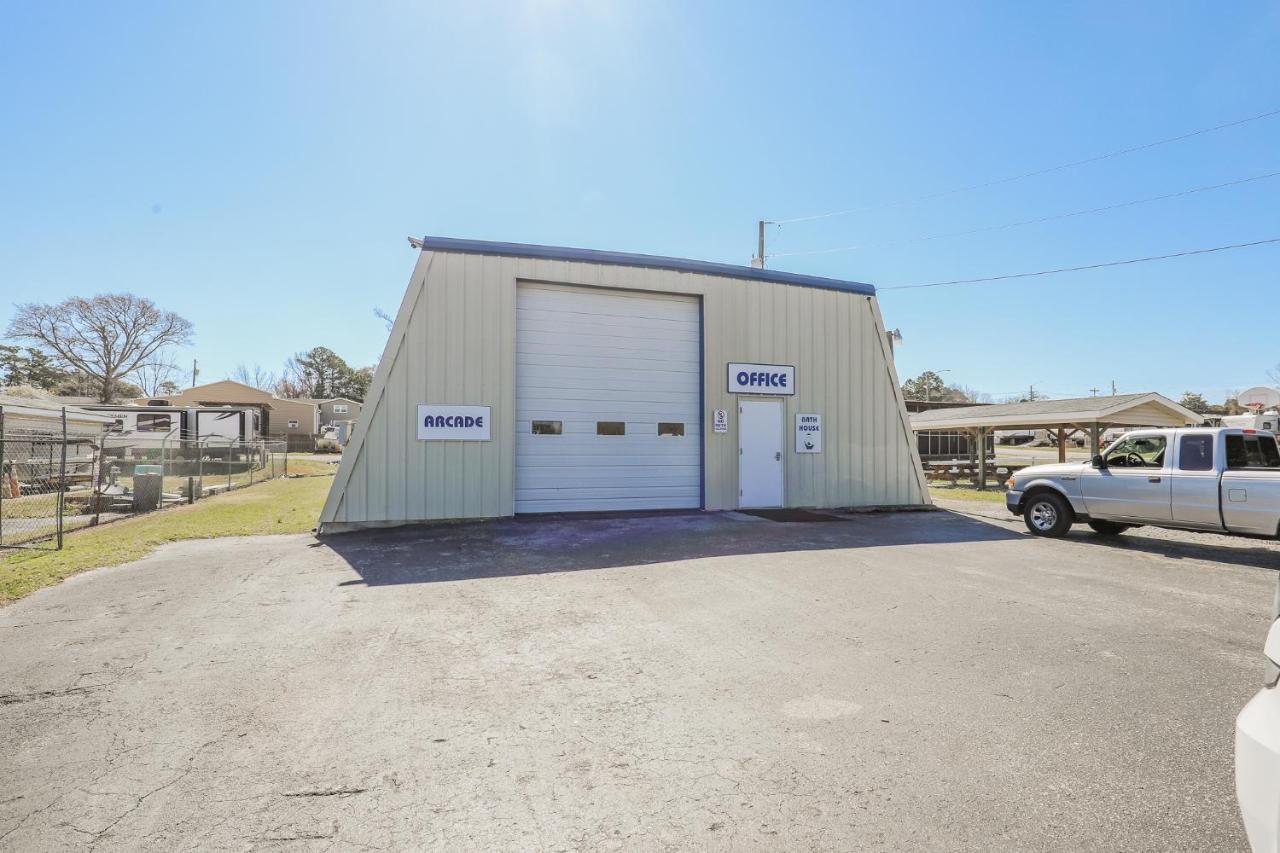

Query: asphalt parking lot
[2,505,1277,852]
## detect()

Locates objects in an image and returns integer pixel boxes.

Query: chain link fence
[1,405,290,550]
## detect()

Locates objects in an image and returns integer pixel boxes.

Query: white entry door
[738,399,783,507]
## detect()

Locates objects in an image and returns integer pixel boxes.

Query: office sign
[417,405,491,441]
[795,413,822,453]
[712,408,729,433]
[727,362,796,396]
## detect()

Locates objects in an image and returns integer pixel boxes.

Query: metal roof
[910,393,1203,431]
[0,394,116,425]
[413,236,876,296]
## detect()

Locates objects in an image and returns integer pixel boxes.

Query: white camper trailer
[86,405,262,457]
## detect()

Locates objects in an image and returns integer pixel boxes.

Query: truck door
[1078,432,1173,521]
[1221,432,1280,536]
[1169,432,1223,529]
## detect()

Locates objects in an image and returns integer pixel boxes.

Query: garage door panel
[518,377,700,396]
[517,496,701,513]
[517,325,701,350]
[514,466,701,484]
[518,289,699,318]
[517,309,700,334]
[515,348,702,372]
[516,400,700,418]
[516,284,701,514]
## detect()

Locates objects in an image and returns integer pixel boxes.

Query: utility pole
[753,220,771,269]
[192,359,199,388]
[1028,384,1036,402]
[1089,387,1100,396]
[1111,380,1117,396]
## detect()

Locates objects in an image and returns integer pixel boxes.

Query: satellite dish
[1238,385,1280,410]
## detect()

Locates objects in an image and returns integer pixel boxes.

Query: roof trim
[909,392,1203,431]
[413,236,876,296]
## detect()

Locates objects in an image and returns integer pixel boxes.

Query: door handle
[1147,476,1161,483]
[775,452,782,461]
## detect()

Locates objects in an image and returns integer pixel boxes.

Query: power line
[769,170,1280,259]
[880,236,1280,292]
[771,107,1280,225]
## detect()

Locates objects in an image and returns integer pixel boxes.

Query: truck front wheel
[1023,491,1073,537]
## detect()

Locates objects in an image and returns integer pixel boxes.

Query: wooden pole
[977,427,988,490]
[1057,427,1067,463]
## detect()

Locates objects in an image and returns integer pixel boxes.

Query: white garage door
[516,283,701,513]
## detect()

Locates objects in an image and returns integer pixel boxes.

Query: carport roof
[909,392,1203,431]
[410,235,877,296]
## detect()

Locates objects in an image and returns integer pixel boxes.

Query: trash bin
[132,472,162,512]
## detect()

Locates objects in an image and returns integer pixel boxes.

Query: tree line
[2,292,372,403]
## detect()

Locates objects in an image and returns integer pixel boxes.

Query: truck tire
[1087,520,1130,536]
[1023,491,1073,537]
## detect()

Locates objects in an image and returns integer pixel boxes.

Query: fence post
[249,441,255,487]
[227,441,232,493]
[91,425,103,527]
[57,408,67,550]
[0,405,5,546]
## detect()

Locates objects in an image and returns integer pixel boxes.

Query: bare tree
[6,294,193,402]
[374,307,395,331]
[230,363,278,391]
[135,349,182,397]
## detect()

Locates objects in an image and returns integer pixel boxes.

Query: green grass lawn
[929,486,1007,503]
[0,473,333,605]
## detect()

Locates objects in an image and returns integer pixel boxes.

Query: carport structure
[909,393,1203,489]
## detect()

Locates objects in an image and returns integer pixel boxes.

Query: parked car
[1004,428,1280,538]
[1237,591,1280,853]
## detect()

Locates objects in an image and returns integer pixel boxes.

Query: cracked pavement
[1,508,1276,851]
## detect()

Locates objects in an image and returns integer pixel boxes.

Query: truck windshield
[1225,433,1280,469]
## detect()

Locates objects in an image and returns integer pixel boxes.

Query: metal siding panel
[849,294,860,502]
[405,266,427,520]
[463,255,483,518]
[839,291,854,504]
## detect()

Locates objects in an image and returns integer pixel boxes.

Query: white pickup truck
[1006,427,1280,538]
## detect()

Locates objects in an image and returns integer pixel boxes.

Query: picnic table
[924,459,1033,488]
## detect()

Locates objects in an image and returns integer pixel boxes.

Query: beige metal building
[309,397,363,426]
[143,380,319,448]
[319,237,927,533]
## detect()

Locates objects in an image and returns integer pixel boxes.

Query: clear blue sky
[2,1,1277,402]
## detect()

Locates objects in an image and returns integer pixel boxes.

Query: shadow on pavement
[320,508,1022,588]
[1064,528,1280,572]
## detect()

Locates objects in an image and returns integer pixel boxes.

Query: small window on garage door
[532,420,562,435]
[596,421,625,435]
[658,422,685,437]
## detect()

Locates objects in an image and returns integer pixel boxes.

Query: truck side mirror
[1091,454,1106,468]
